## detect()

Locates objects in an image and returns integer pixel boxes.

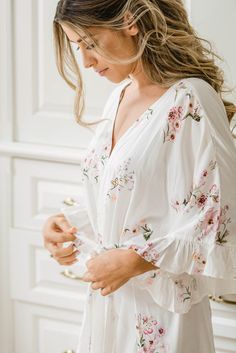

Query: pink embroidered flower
[192,252,207,274]
[123,221,153,241]
[158,328,166,337]
[145,272,158,285]
[168,107,181,122]
[163,88,203,143]
[199,207,220,236]
[136,314,168,353]
[174,278,192,303]
[171,160,219,215]
[196,193,207,208]
[171,200,180,212]
[107,158,135,200]
[82,142,110,184]
[140,243,159,265]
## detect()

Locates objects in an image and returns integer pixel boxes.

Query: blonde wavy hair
[53,0,236,128]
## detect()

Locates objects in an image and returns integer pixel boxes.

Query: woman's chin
[106,75,129,84]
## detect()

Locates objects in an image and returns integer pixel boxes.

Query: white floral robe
[66,78,236,353]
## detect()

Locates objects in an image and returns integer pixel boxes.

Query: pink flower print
[123,221,153,241]
[128,244,142,253]
[163,89,204,143]
[146,278,155,286]
[128,243,159,265]
[196,193,207,208]
[174,279,192,303]
[136,314,168,353]
[195,203,231,244]
[110,194,117,202]
[131,226,139,235]
[192,252,207,274]
[140,243,160,265]
[173,120,181,130]
[140,219,147,226]
[164,106,183,142]
[171,200,180,212]
[172,160,219,214]
[158,328,166,337]
[107,158,135,200]
[185,95,203,122]
[215,205,231,245]
[145,272,158,286]
[209,184,219,203]
[82,143,110,184]
[199,207,220,237]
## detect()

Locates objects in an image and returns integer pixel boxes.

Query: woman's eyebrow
[77,35,88,43]
[70,34,96,44]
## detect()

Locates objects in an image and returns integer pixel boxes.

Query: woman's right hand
[43,214,78,266]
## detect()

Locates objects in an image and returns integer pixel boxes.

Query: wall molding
[0,142,83,165]
[0,0,14,351]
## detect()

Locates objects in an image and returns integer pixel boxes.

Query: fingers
[48,243,80,264]
[43,214,77,245]
[43,214,80,266]
[44,230,77,244]
[101,287,112,296]
[48,242,75,258]
[82,271,96,283]
[55,250,79,265]
[54,214,77,234]
[91,281,105,290]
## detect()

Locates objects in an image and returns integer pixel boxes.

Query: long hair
[53,0,236,127]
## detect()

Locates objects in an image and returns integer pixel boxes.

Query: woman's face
[60,23,139,83]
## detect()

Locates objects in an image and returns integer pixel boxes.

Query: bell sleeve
[121,80,236,313]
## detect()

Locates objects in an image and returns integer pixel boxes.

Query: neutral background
[0,1,236,352]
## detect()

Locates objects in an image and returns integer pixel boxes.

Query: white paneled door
[0,1,235,353]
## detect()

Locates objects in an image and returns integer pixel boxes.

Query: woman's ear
[123,12,139,36]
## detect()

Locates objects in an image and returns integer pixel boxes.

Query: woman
[43,1,236,352]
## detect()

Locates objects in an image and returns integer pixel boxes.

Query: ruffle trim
[122,236,236,313]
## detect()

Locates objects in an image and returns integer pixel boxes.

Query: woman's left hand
[82,248,156,296]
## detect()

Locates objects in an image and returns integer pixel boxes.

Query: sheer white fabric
[67,78,236,353]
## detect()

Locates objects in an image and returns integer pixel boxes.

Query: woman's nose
[81,50,97,69]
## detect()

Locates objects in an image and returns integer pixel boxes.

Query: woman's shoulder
[172,77,228,125]
[175,77,224,110]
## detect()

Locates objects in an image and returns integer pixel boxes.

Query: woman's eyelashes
[76,43,96,51]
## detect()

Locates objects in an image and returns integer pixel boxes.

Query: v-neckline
[107,80,179,159]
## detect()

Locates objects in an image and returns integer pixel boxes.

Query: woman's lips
[98,68,108,76]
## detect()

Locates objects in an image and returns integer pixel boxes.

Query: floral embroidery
[171,160,217,213]
[196,204,231,244]
[171,160,231,244]
[192,252,207,274]
[163,106,184,142]
[215,205,231,245]
[107,158,135,200]
[123,220,153,241]
[129,243,159,265]
[174,277,197,303]
[145,271,160,286]
[137,108,154,123]
[163,87,203,143]
[82,142,110,184]
[136,314,168,353]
